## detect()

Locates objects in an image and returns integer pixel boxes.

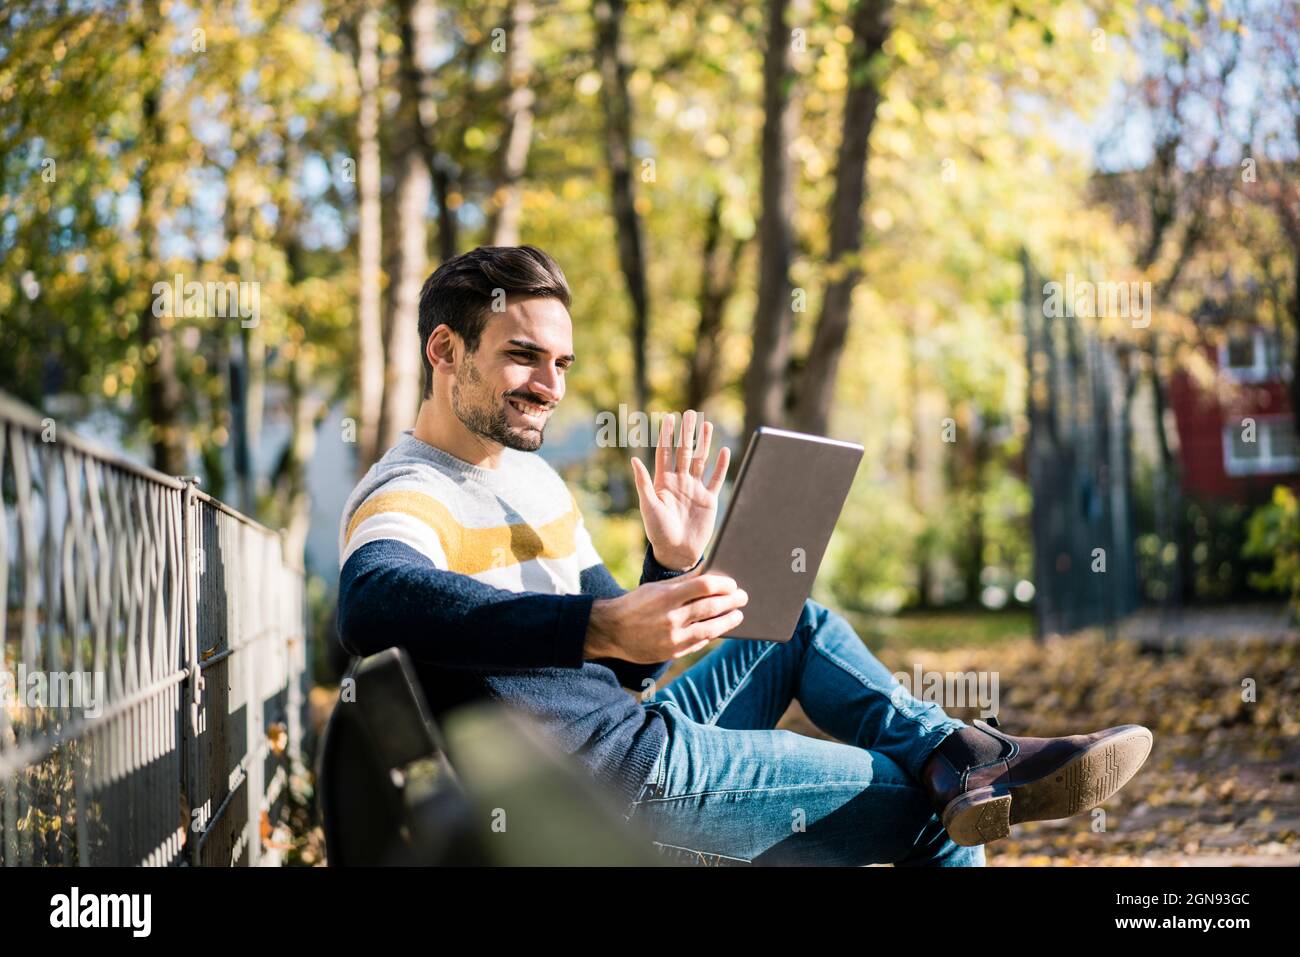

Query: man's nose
[531,366,563,404]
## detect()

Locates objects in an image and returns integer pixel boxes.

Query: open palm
[630,409,731,571]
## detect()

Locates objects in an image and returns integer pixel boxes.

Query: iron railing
[0,391,307,866]
[1021,250,1140,637]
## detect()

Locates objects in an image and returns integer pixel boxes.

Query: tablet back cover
[700,427,863,641]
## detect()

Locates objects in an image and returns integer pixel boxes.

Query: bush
[819,483,922,614]
[1242,485,1300,613]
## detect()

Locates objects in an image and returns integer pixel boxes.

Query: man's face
[449,296,574,452]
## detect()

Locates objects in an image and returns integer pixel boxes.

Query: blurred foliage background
[1,0,1298,673]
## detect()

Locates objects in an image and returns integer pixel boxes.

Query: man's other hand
[583,573,748,662]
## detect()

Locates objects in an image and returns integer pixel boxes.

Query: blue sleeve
[337,538,593,670]
[640,541,704,584]
[576,543,703,692]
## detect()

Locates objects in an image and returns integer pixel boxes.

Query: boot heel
[941,787,1012,846]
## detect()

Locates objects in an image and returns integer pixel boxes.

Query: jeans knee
[800,600,864,660]
[800,598,857,645]
[795,598,825,636]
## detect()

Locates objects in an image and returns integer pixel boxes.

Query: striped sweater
[336,431,693,811]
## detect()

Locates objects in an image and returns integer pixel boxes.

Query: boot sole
[941,726,1153,846]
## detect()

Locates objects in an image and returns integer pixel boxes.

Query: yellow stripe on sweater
[345,489,581,576]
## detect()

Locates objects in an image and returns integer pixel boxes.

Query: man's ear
[426,325,456,373]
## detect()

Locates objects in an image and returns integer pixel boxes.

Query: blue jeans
[623,599,986,866]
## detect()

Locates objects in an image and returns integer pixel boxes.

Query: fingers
[676,409,697,474]
[684,609,745,644]
[667,572,737,600]
[656,409,729,490]
[707,444,730,494]
[691,420,712,480]
[629,454,655,503]
[679,589,748,625]
[672,638,712,659]
[651,572,747,656]
[656,412,672,483]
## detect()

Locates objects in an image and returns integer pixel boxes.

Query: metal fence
[1021,251,1141,637]
[0,392,307,866]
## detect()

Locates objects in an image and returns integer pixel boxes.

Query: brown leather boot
[920,716,1153,846]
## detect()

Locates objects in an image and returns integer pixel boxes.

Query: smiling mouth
[506,397,551,425]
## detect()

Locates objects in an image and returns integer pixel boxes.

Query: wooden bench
[317,647,740,865]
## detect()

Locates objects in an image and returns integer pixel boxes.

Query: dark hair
[417,245,572,397]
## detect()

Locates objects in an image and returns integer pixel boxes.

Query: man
[337,244,1153,866]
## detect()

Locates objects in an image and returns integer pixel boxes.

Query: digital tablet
[694,426,864,642]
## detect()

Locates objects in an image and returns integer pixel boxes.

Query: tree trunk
[963,415,989,605]
[686,194,746,412]
[490,0,536,246]
[378,0,436,453]
[791,0,893,436]
[277,215,326,568]
[355,0,385,473]
[271,122,328,567]
[411,2,449,262]
[201,322,230,502]
[904,321,931,609]
[1292,244,1300,439]
[433,162,459,261]
[280,355,327,563]
[136,2,186,475]
[223,142,261,516]
[1133,160,1202,612]
[240,323,266,514]
[743,0,799,444]
[593,0,650,423]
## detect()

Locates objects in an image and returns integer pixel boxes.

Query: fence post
[179,477,203,866]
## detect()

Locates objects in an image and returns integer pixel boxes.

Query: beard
[451,354,548,452]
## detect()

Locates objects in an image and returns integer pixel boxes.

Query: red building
[1170,327,1299,501]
